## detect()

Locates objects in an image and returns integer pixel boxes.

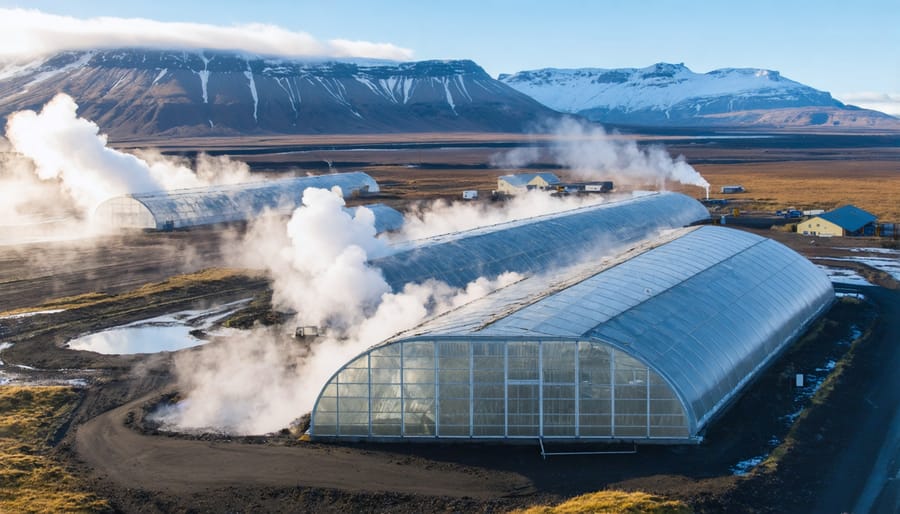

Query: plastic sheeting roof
[94,172,381,230]
[385,225,834,435]
[373,192,710,289]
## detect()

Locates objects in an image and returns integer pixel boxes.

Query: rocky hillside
[500,63,899,129]
[0,49,562,138]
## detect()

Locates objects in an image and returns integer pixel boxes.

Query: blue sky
[2,0,898,112]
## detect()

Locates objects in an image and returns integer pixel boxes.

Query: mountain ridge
[0,49,562,138]
[499,62,899,129]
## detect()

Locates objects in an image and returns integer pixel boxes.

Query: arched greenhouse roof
[372,191,710,289]
[94,172,381,230]
[312,226,833,442]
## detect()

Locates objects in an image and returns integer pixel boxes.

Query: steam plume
[492,118,709,191]
[2,93,250,224]
[156,187,522,434]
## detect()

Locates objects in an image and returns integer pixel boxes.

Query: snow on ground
[731,323,862,475]
[822,257,900,281]
[816,265,872,286]
[848,247,900,256]
[731,455,765,476]
[0,342,12,366]
[0,309,66,320]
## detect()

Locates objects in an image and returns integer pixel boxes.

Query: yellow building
[797,205,877,237]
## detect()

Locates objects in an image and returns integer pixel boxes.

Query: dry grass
[680,160,900,220]
[0,386,110,513]
[0,268,255,317]
[510,490,692,514]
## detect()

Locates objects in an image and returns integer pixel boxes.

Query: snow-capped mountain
[0,49,561,138]
[500,63,899,129]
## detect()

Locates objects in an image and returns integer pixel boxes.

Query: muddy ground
[1,133,898,512]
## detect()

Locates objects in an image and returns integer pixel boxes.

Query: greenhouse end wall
[311,337,691,442]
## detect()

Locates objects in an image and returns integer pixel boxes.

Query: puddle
[66,299,250,355]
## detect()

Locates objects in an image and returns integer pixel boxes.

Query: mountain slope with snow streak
[500,63,899,129]
[0,49,561,137]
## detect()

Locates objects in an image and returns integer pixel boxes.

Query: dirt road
[75,396,533,500]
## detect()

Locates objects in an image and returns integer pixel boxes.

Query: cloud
[837,92,900,117]
[0,8,414,61]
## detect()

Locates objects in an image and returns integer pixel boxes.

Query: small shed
[721,185,745,194]
[797,205,877,237]
[497,172,561,195]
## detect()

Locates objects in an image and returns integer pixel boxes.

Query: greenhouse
[311,225,834,443]
[94,172,382,230]
[375,191,710,288]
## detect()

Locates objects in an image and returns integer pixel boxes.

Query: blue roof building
[798,205,877,237]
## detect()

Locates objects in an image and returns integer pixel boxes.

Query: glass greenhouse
[374,192,711,289]
[311,226,833,443]
[94,172,382,230]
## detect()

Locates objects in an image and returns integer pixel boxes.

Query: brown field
[206,132,899,221]
[690,160,900,220]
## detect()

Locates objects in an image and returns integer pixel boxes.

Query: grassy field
[510,490,692,514]
[691,160,900,220]
[0,386,109,513]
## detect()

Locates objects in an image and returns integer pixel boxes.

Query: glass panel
[579,342,612,436]
[508,384,539,436]
[542,341,576,384]
[543,384,575,437]
[473,342,505,436]
[508,341,539,381]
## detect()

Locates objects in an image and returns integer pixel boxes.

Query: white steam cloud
[492,118,710,192]
[1,93,251,228]
[394,188,610,242]
[0,8,413,61]
[155,187,524,434]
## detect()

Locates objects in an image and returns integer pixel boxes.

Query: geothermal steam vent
[310,193,833,442]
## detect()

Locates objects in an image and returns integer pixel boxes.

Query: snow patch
[19,51,95,95]
[0,342,12,366]
[197,70,210,103]
[731,455,765,476]
[275,77,298,115]
[455,74,472,102]
[815,264,872,286]
[0,309,66,320]
[244,68,258,122]
[818,257,900,281]
[443,77,457,115]
[153,68,168,84]
[848,247,900,256]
